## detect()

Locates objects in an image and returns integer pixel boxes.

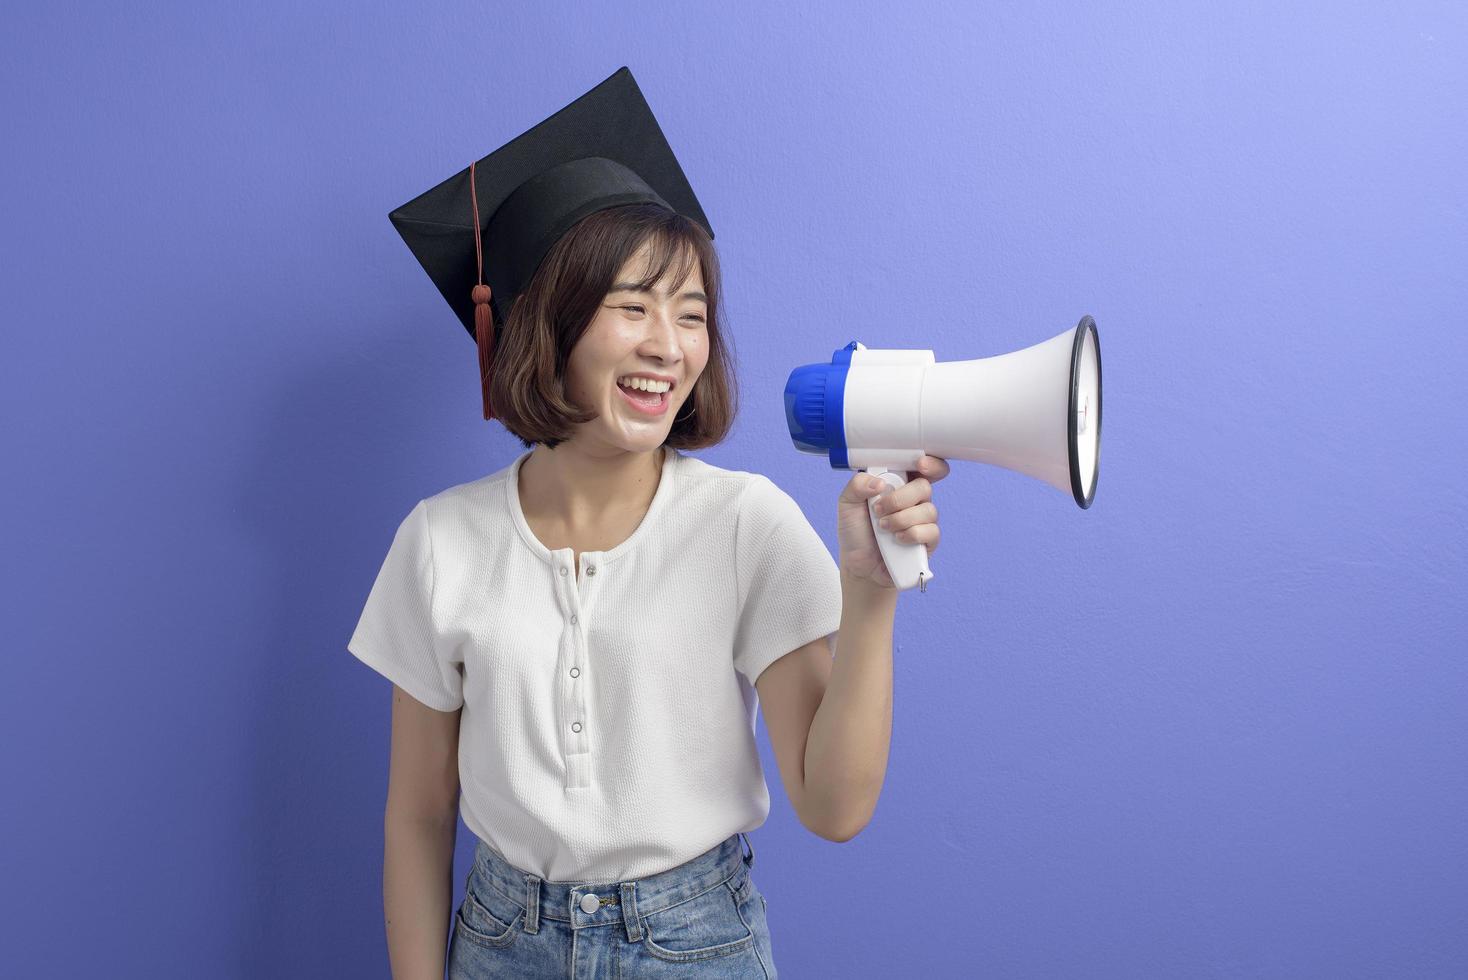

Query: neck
[519,441,667,531]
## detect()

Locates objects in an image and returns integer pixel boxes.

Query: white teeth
[617,376,671,393]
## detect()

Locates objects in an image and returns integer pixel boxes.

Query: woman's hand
[836,455,950,589]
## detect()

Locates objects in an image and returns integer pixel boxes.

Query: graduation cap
[387,66,715,419]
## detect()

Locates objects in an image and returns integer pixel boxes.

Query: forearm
[801,570,898,841]
[383,811,458,980]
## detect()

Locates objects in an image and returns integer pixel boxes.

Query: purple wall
[4,2,1464,977]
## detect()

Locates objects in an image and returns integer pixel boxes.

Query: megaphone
[784,314,1102,592]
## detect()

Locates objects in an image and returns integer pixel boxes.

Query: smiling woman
[488,202,738,451]
[354,67,858,980]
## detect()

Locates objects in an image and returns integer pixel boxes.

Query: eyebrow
[610,282,708,304]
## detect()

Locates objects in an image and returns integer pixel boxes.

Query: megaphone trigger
[865,467,934,593]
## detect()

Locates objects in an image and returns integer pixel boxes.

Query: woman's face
[561,244,710,456]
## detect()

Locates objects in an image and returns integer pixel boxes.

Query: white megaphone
[784,315,1102,592]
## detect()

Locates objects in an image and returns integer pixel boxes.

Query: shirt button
[586,564,596,576]
[570,667,580,678]
[569,614,578,625]
[558,566,568,577]
[580,893,600,914]
[571,722,582,733]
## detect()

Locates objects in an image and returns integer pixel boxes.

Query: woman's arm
[797,573,898,841]
[757,573,898,842]
[382,685,462,979]
[801,456,948,841]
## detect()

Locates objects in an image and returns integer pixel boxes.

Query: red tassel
[473,284,495,420]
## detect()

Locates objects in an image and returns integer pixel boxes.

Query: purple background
[4,2,1465,977]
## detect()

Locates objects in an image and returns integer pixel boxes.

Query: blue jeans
[447,831,777,979]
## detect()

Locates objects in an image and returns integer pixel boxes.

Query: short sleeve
[732,475,843,686]
[347,499,464,711]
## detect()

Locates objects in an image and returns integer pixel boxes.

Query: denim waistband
[470,832,756,937]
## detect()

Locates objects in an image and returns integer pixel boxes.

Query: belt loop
[739,831,755,868]
[523,873,541,933]
[620,881,642,942]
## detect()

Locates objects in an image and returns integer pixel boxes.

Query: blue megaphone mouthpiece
[782,341,859,468]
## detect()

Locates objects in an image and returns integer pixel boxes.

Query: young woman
[349,201,945,979]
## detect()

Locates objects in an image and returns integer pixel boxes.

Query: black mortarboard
[387,66,715,419]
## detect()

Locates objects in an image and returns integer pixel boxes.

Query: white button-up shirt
[348,447,842,882]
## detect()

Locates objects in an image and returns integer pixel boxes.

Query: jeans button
[580,893,600,914]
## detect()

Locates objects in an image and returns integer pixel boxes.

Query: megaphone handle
[865,467,934,592]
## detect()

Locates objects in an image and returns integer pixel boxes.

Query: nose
[636,305,684,365]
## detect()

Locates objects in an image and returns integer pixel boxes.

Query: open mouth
[615,377,671,416]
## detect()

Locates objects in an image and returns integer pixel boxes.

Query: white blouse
[347,447,842,882]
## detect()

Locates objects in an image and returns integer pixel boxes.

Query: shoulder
[737,475,812,548]
[669,452,803,527]
[666,450,752,498]
[423,458,516,511]
[724,464,811,533]
[425,466,516,510]
[406,458,520,548]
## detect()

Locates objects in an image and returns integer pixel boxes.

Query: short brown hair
[487,203,738,450]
